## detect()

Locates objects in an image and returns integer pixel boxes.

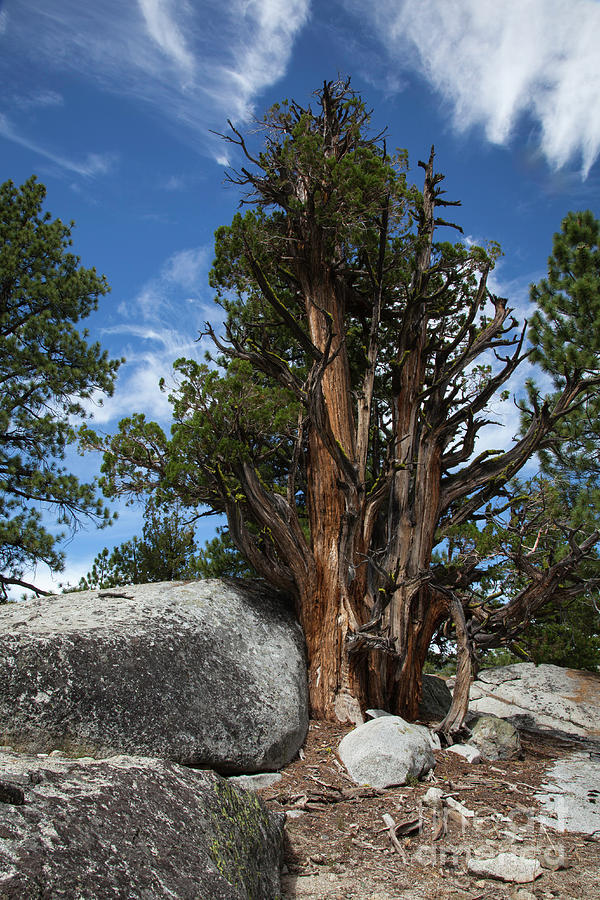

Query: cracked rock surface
[467,663,600,739]
[537,749,600,835]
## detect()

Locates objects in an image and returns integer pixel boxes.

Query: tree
[520,591,599,670]
[511,211,600,669]
[193,527,256,579]
[75,499,209,589]
[74,500,253,590]
[0,177,120,600]
[85,81,600,731]
[434,473,600,676]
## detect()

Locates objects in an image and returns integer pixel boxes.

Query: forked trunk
[387,586,448,719]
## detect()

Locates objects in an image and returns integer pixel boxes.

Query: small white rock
[446,796,474,817]
[427,731,442,751]
[227,772,282,792]
[468,852,543,883]
[365,709,393,719]
[447,743,482,763]
[422,787,445,808]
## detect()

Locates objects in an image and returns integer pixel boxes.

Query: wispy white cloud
[12,89,64,110]
[354,0,600,176]
[85,354,180,425]
[0,113,116,176]
[162,174,186,191]
[0,0,310,160]
[217,0,310,119]
[161,246,210,289]
[88,244,217,426]
[138,0,195,76]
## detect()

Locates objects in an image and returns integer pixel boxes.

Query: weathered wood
[184,81,600,731]
[382,813,407,858]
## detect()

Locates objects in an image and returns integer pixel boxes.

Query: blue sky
[1,0,600,593]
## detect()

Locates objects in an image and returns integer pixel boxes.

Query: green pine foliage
[76,500,200,589]
[75,503,253,590]
[0,177,121,600]
[193,528,255,580]
[432,473,600,672]
[520,594,599,670]
[529,211,600,380]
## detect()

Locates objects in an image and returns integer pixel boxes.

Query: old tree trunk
[95,82,600,733]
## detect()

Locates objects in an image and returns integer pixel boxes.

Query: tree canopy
[0,177,120,599]
[84,81,600,730]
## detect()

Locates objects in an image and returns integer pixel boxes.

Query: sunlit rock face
[467,663,600,740]
[0,579,308,773]
[338,716,436,789]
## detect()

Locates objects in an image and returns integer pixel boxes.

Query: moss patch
[207,778,282,899]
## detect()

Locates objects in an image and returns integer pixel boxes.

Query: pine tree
[75,500,205,589]
[0,177,120,599]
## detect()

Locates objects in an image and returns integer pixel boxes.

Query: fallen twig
[382,813,406,859]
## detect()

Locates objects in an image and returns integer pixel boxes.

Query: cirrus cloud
[0,113,116,177]
[0,0,310,161]
[355,0,600,176]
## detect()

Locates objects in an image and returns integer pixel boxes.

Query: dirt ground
[258,721,600,900]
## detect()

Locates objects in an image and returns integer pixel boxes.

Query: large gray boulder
[468,663,600,740]
[338,716,436,788]
[467,714,522,760]
[0,579,308,773]
[0,749,283,899]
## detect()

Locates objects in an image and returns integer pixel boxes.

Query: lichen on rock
[0,750,283,899]
[0,579,309,773]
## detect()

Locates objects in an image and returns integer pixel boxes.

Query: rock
[0,749,283,899]
[468,684,486,700]
[467,852,543,883]
[285,809,305,819]
[468,715,522,760]
[447,743,482,763]
[0,579,308,773]
[536,750,600,835]
[445,796,474,818]
[469,663,600,739]
[539,848,569,870]
[365,708,392,719]
[360,711,441,748]
[418,674,453,721]
[422,786,445,808]
[285,808,305,819]
[227,772,282,792]
[338,716,435,789]
[427,730,442,751]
